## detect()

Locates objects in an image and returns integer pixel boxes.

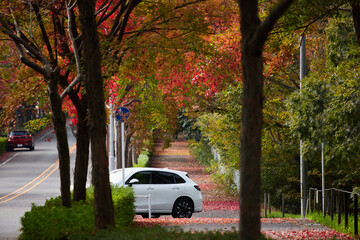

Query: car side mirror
[128,178,139,187]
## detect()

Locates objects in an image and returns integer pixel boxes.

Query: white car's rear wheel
[171,198,193,218]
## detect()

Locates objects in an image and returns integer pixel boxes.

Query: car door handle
[147,187,154,190]
[172,187,180,190]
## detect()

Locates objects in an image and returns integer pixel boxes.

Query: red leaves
[262,229,354,240]
[203,201,239,211]
[261,219,354,240]
[134,216,239,227]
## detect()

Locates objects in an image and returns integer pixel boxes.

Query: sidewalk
[134,136,354,239]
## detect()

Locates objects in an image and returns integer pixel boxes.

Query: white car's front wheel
[171,198,193,218]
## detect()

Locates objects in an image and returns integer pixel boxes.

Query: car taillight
[194,185,201,191]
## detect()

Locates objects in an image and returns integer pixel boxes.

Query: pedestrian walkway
[134,136,354,239]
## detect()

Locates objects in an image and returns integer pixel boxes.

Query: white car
[110,167,202,218]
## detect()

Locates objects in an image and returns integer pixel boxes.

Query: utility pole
[109,102,115,172]
[300,35,308,218]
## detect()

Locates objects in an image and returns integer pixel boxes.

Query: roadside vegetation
[19,186,135,240]
[23,115,51,135]
[70,227,247,240]
[0,137,7,154]
[307,211,359,237]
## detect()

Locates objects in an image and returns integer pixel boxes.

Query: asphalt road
[0,125,77,239]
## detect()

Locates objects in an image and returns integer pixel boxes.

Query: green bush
[19,186,135,240]
[189,140,214,167]
[0,137,7,154]
[23,116,51,134]
[112,186,135,226]
[133,150,150,167]
[70,225,271,240]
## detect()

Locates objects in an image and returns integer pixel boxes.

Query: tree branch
[31,2,56,66]
[60,75,83,100]
[0,18,50,76]
[252,0,294,50]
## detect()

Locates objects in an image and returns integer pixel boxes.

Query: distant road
[0,125,77,239]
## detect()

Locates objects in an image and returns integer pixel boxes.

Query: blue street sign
[115,107,130,122]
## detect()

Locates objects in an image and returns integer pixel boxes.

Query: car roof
[110,167,187,176]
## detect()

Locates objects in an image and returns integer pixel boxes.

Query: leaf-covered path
[134,137,354,239]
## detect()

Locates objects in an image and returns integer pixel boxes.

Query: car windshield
[11,131,29,136]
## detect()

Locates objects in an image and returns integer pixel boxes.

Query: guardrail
[135,194,152,218]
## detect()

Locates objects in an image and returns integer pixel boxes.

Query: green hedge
[70,226,271,240]
[0,137,7,154]
[19,186,135,240]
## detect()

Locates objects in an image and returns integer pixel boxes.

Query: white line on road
[0,153,19,167]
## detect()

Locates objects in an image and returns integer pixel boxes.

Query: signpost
[115,107,130,185]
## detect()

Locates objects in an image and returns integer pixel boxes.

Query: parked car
[110,167,202,218]
[7,130,34,151]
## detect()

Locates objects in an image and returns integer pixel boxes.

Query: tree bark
[239,9,263,239]
[351,0,360,46]
[47,70,71,208]
[236,0,294,239]
[73,107,90,201]
[77,0,115,229]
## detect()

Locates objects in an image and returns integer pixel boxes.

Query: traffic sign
[115,107,130,122]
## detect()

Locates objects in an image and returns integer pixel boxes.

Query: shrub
[19,186,135,240]
[19,198,94,240]
[0,137,7,154]
[133,150,150,167]
[189,140,214,167]
[23,116,51,134]
[70,225,271,240]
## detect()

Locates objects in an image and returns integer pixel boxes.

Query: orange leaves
[134,216,239,227]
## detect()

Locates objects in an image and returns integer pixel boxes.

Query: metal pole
[300,35,307,218]
[121,121,125,186]
[109,102,115,172]
[321,142,325,216]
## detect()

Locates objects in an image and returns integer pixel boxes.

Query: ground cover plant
[69,225,271,240]
[307,211,360,237]
[0,137,7,154]
[19,186,135,240]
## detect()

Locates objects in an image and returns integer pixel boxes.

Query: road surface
[0,125,77,239]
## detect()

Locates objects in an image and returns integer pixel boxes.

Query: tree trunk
[239,33,263,240]
[236,1,294,239]
[73,108,90,201]
[126,135,133,167]
[352,1,360,45]
[78,0,114,229]
[47,70,71,208]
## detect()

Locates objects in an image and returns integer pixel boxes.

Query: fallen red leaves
[262,229,354,240]
[134,216,238,227]
[203,201,239,211]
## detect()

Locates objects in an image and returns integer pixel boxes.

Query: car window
[11,131,29,136]
[174,174,186,184]
[153,172,174,184]
[126,171,151,184]
[153,172,186,184]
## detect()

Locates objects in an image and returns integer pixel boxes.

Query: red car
[7,130,35,151]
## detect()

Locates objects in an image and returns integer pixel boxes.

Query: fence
[263,189,359,235]
[308,188,359,235]
[135,194,152,218]
[263,192,286,218]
